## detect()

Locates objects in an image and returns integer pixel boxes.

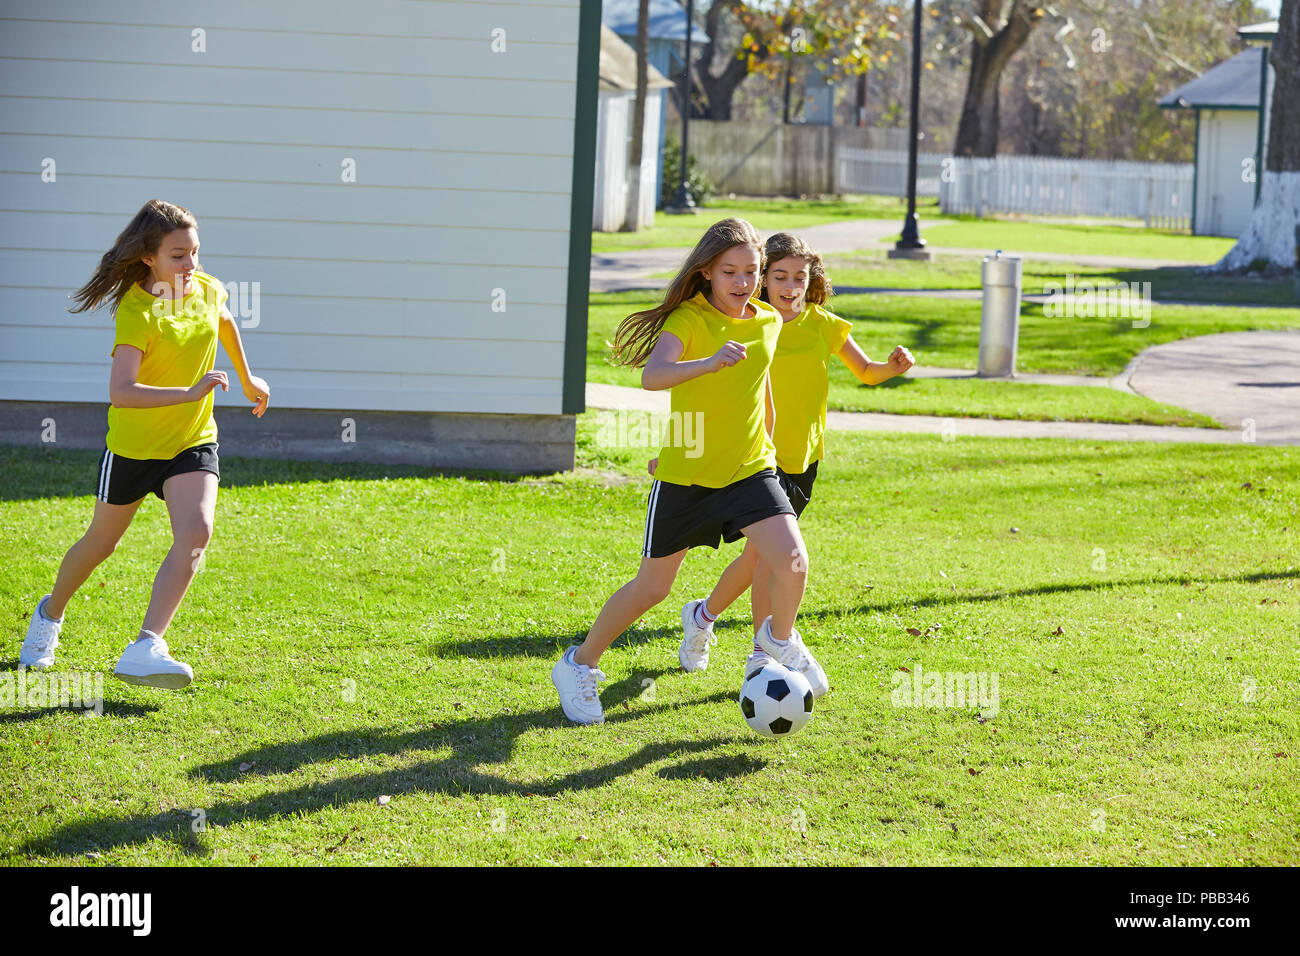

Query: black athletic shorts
[642,468,795,559]
[95,442,220,505]
[777,460,819,519]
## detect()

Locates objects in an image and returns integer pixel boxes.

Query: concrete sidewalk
[1126,331,1300,444]
[587,326,1300,446]
[589,217,1215,294]
[584,382,1244,444]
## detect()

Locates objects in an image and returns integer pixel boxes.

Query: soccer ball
[739,662,813,738]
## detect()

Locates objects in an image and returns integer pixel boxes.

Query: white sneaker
[114,632,194,690]
[19,594,62,671]
[755,616,828,697]
[678,599,717,672]
[551,646,606,725]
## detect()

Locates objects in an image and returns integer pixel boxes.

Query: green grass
[590,195,935,253]
[879,221,1236,263]
[587,290,1296,420]
[2,431,1297,865]
[826,252,1300,307]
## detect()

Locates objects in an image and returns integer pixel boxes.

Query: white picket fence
[835,147,946,199]
[835,147,1194,229]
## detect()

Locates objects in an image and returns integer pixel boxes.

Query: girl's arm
[218,308,270,417]
[836,335,915,386]
[641,332,746,391]
[109,345,228,408]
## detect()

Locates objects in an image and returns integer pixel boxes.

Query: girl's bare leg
[575,549,688,668]
[139,470,217,638]
[46,497,145,619]
[704,537,760,622]
[739,513,807,641]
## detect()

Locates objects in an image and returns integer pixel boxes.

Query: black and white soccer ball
[739,662,813,738]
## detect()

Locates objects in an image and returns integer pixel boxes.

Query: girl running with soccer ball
[674,232,914,675]
[18,199,270,689]
[551,219,823,725]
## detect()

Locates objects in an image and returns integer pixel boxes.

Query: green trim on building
[1191,110,1200,234]
[562,0,602,416]
[1254,46,1268,207]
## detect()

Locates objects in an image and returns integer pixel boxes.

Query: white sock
[39,597,62,623]
[694,600,717,629]
[136,629,161,644]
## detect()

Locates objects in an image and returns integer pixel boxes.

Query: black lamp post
[667,0,698,214]
[889,0,930,260]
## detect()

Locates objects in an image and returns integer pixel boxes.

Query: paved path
[589,217,1214,293]
[1125,331,1300,444]
[587,326,1300,446]
[584,382,1241,444]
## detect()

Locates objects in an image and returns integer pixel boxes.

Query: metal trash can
[978,251,1022,378]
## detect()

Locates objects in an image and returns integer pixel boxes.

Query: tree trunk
[1213,0,1300,271]
[954,0,1044,157]
[622,0,651,231]
[697,0,761,121]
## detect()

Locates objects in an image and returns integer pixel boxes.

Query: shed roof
[602,0,711,44]
[1158,47,1264,110]
[1237,20,1278,41]
[600,24,675,93]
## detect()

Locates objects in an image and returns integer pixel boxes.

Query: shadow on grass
[0,700,160,724]
[16,691,761,859]
[438,624,683,660]
[807,566,1300,621]
[0,445,539,502]
[448,567,1300,659]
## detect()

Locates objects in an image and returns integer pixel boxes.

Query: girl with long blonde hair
[551,218,825,725]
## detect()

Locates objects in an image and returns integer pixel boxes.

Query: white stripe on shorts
[642,479,661,557]
[97,449,113,502]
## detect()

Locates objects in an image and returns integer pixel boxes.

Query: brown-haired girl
[18,199,270,689]
[552,218,825,725]
[677,232,914,674]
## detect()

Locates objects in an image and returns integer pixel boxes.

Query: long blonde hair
[760,232,833,306]
[70,199,199,314]
[612,218,765,367]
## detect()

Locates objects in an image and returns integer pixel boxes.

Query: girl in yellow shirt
[683,232,914,670]
[19,199,270,690]
[551,219,825,725]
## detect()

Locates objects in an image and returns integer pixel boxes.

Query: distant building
[594,26,675,231]
[602,0,710,206]
[1158,20,1277,237]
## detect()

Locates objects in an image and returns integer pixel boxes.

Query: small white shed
[593,25,674,232]
[0,0,602,473]
[1158,21,1277,238]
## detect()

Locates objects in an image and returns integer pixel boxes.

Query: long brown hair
[759,232,833,306]
[611,217,765,367]
[69,199,199,314]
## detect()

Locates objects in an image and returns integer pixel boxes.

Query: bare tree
[953,0,1047,156]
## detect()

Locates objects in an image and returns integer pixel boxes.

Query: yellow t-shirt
[769,302,853,474]
[651,292,781,488]
[105,271,225,460]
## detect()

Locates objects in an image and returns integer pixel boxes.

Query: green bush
[660,137,716,208]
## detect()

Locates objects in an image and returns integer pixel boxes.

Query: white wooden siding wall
[0,0,582,415]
